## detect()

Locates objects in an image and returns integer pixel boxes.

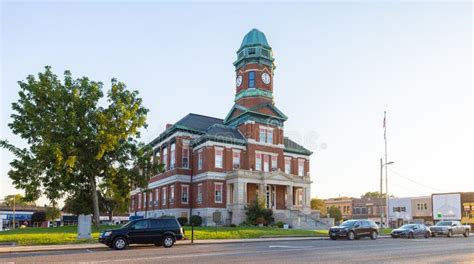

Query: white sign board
[77,214,92,239]
[432,193,461,220]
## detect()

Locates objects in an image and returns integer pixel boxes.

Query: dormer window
[248,48,256,55]
[248,71,255,88]
[261,49,269,57]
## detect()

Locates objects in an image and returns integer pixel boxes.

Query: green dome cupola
[233,28,275,70]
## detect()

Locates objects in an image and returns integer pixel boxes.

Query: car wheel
[347,231,355,241]
[370,231,378,240]
[447,230,453,238]
[463,230,469,237]
[330,236,337,240]
[113,237,127,250]
[425,232,430,239]
[162,235,175,248]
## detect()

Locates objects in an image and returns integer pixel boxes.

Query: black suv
[329,219,379,240]
[99,218,184,250]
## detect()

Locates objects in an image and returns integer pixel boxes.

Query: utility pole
[383,111,389,228]
[380,158,384,229]
[12,195,16,230]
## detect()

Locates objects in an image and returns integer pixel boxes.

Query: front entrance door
[266,185,276,209]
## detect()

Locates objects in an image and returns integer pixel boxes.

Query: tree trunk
[108,210,113,222]
[90,175,100,227]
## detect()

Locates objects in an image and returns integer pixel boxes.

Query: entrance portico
[226,169,312,224]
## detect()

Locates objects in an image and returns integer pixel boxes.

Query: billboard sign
[432,193,461,220]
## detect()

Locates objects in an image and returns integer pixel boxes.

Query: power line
[388,168,444,193]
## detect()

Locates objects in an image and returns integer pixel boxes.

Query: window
[271,155,277,171]
[162,219,180,229]
[215,148,223,168]
[259,128,266,143]
[263,155,269,172]
[155,189,159,205]
[215,183,223,203]
[162,146,168,170]
[143,192,147,207]
[181,185,189,204]
[261,49,269,57]
[170,143,175,169]
[150,219,163,229]
[198,151,203,170]
[149,191,153,206]
[162,187,167,205]
[298,160,305,176]
[255,153,262,171]
[266,129,273,144]
[248,48,256,55]
[424,203,427,210]
[248,71,255,88]
[297,189,303,206]
[131,197,135,210]
[182,145,189,168]
[170,185,175,204]
[417,203,421,210]
[197,184,203,204]
[232,150,240,168]
[132,220,148,230]
[138,193,142,209]
[285,158,291,174]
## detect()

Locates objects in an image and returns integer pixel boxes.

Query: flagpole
[384,111,389,228]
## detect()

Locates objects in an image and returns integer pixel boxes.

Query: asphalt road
[1,236,473,264]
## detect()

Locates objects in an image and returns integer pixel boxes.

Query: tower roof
[238,28,271,52]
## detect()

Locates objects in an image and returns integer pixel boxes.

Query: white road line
[268,245,313,249]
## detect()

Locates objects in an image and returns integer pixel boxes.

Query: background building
[388,197,412,227]
[351,197,386,226]
[324,197,354,220]
[411,196,433,225]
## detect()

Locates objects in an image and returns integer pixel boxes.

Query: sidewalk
[0,235,391,254]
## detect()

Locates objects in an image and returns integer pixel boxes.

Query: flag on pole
[383,111,386,140]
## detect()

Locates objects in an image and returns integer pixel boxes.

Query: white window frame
[215,183,223,203]
[284,157,291,174]
[170,143,176,169]
[138,193,142,209]
[298,159,305,176]
[255,153,262,171]
[143,192,147,207]
[181,185,189,204]
[263,155,269,172]
[155,189,159,205]
[259,128,267,143]
[162,146,168,170]
[170,185,175,204]
[297,189,303,206]
[232,150,240,168]
[131,197,135,210]
[271,155,277,171]
[162,187,167,206]
[149,191,153,206]
[182,145,189,168]
[266,129,273,144]
[198,150,203,170]
[197,183,203,204]
[215,147,223,169]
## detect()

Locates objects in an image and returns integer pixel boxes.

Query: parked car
[329,219,378,240]
[429,221,471,238]
[99,218,184,250]
[391,224,431,239]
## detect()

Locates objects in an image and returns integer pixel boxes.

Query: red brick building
[129,29,313,225]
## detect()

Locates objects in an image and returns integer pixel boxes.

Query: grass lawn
[0,225,329,246]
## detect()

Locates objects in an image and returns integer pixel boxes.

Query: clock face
[236,75,243,87]
[261,72,271,85]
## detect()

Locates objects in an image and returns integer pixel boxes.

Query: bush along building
[129,29,314,227]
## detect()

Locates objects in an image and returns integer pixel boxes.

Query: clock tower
[233,28,275,109]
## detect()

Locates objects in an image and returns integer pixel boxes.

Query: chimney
[166,123,173,130]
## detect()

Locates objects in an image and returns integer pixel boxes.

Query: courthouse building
[129,29,313,226]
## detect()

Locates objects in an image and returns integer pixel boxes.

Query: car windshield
[121,221,135,229]
[340,220,357,227]
[436,221,452,226]
[399,224,416,229]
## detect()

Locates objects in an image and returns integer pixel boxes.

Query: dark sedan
[391,224,431,239]
[329,219,379,240]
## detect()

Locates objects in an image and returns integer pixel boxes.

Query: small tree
[245,196,273,226]
[31,212,46,225]
[327,206,343,223]
[45,207,61,221]
[190,215,203,226]
[310,198,325,212]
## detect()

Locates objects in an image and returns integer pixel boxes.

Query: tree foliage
[327,206,343,222]
[1,66,150,226]
[310,198,325,212]
[31,211,46,224]
[1,194,36,207]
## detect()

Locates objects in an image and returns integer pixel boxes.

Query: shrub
[159,215,175,219]
[229,224,237,228]
[189,215,203,226]
[275,221,284,228]
[244,196,273,226]
[177,217,188,226]
[31,212,46,225]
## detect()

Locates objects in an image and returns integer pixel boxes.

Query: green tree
[310,198,325,212]
[361,192,394,199]
[45,207,61,221]
[327,205,343,223]
[1,66,149,226]
[1,194,36,207]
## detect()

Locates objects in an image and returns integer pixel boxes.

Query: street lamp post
[380,160,394,229]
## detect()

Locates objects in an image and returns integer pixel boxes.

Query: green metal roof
[238,28,271,52]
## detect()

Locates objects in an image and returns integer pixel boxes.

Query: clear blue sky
[1,2,472,205]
